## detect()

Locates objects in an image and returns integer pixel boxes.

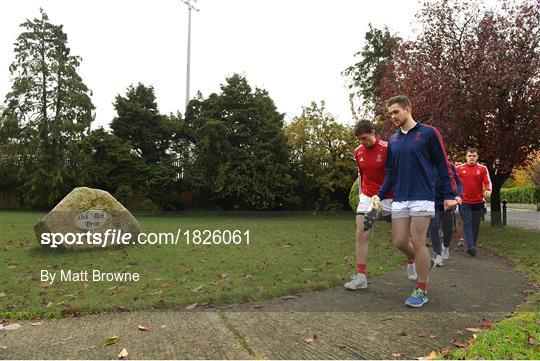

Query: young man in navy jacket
[372,95,457,307]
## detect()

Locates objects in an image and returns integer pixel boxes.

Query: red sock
[406,258,415,264]
[416,282,427,291]
[356,263,366,274]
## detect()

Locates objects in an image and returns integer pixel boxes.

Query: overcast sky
[0,0,422,129]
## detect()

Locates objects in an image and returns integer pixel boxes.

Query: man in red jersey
[456,148,492,256]
[345,120,417,290]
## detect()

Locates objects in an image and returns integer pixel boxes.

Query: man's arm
[482,165,492,197]
[376,143,393,200]
[428,127,455,200]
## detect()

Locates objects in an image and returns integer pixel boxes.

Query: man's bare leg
[355,214,369,264]
[391,218,415,259]
[409,216,432,283]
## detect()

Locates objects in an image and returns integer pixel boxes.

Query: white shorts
[392,200,435,219]
[357,193,392,217]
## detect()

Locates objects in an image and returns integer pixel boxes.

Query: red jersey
[354,139,392,199]
[456,163,492,204]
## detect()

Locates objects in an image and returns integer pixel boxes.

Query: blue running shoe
[405,288,428,308]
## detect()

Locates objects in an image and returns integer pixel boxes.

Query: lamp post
[181,0,199,112]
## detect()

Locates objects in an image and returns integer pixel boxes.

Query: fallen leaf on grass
[528,336,537,345]
[185,302,199,310]
[468,338,477,345]
[304,334,317,344]
[191,284,205,293]
[480,321,493,328]
[39,282,51,288]
[391,352,405,357]
[0,292,5,297]
[138,325,150,332]
[104,336,119,346]
[118,348,128,359]
[4,323,21,331]
[453,342,468,348]
[465,328,483,333]
[220,273,228,280]
[441,348,450,357]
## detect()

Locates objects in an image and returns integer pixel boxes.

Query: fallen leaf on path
[528,336,537,345]
[417,351,437,360]
[4,323,21,331]
[185,302,199,310]
[138,325,150,332]
[118,348,128,359]
[465,328,483,333]
[391,352,405,357]
[104,336,119,346]
[480,321,493,328]
[417,332,428,337]
[253,304,262,309]
[429,335,438,339]
[398,331,407,336]
[304,334,317,344]
[456,330,464,335]
[281,295,297,300]
[31,322,42,326]
[160,325,167,329]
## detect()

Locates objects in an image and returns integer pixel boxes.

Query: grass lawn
[448,223,540,360]
[0,210,403,320]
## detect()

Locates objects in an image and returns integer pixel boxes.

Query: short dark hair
[354,119,375,136]
[466,148,478,154]
[386,95,412,109]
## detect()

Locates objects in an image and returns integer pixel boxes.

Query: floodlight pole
[181,0,199,112]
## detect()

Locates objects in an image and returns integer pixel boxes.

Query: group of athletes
[345,95,492,308]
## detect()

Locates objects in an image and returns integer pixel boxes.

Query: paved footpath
[0,246,534,360]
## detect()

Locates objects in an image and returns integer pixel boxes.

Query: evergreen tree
[1,8,94,207]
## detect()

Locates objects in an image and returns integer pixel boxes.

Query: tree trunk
[488,171,510,228]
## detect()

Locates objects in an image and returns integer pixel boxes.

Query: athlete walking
[456,148,492,256]
[345,120,419,290]
[372,95,457,307]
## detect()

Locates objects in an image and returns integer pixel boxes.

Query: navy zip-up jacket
[377,122,456,202]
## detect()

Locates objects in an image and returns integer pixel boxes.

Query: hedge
[500,186,540,204]
[349,179,359,211]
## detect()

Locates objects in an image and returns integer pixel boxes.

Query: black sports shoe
[363,207,378,231]
[467,247,477,257]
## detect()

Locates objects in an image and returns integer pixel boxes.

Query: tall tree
[111,83,173,164]
[343,24,401,119]
[1,8,94,207]
[185,74,298,210]
[379,0,540,226]
[285,101,357,210]
[110,83,179,208]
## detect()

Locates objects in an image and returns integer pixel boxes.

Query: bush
[349,179,359,211]
[500,186,540,204]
